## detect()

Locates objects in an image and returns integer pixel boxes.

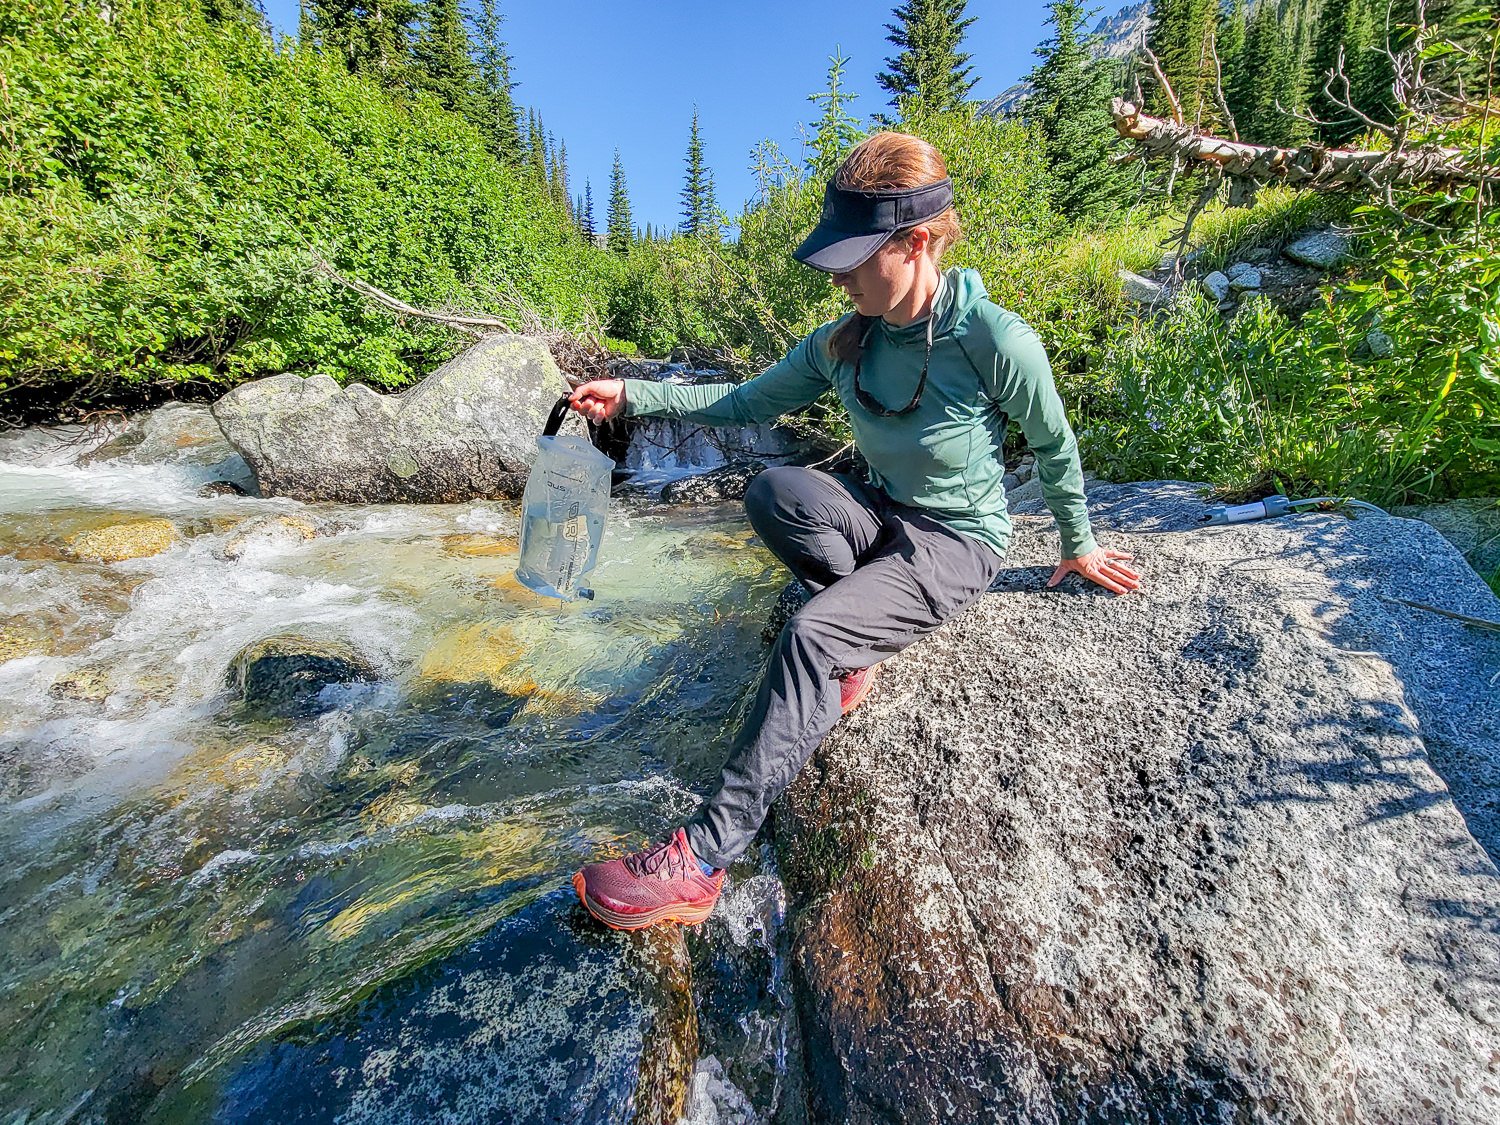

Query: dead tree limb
[311,256,512,337]
[1109,98,1494,207]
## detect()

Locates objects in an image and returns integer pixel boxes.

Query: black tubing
[542,395,573,438]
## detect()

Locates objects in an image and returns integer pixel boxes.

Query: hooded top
[620,267,1095,560]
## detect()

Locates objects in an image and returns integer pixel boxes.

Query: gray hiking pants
[684,466,1004,868]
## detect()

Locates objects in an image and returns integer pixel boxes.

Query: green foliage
[1147,0,1221,127]
[805,50,863,177]
[1078,123,1500,504]
[469,0,522,161]
[679,108,718,237]
[877,0,978,115]
[304,0,420,88]
[1026,1,1133,223]
[0,0,607,407]
[606,149,633,255]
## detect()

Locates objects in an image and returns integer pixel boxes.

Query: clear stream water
[0,405,798,1124]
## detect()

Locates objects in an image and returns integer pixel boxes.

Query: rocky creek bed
[4,378,1499,1123]
[0,404,800,1123]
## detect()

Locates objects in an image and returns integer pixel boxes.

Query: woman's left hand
[1046,547,1141,595]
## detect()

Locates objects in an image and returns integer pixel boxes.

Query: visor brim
[791,227,894,274]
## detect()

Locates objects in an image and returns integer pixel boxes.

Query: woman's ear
[904,226,931,261]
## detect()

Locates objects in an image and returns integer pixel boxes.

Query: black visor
[792,178,954,273]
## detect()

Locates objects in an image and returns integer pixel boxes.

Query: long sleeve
[972,308,1096,559]
[621,328,832,426]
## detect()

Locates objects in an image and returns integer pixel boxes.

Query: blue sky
[259,1,1056,232]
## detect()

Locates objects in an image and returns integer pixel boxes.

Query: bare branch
[1140,46,1184,127]
[311,256,511,337]
[1209,34,1238,143]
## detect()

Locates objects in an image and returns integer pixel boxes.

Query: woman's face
[830,228,931,320]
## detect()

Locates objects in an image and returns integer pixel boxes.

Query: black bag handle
[543,395,573,438]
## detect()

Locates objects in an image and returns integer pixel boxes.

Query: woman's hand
[569,379,626,424]
[1046,547,1141,595]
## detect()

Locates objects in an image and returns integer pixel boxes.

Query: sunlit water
[0,405,798,1123]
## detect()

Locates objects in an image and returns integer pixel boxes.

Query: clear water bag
[515,397,615,600]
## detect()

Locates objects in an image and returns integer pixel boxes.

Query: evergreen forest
[2,0,1496,516]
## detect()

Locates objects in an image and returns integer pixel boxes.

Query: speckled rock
[1284,229,1351,269]
[775,480,1500,1123]
[211,335,568,502]
[63,518,179,562]
[1118,270,1167,305]
[1393,497,1500,579]
[1201,271,1231,301]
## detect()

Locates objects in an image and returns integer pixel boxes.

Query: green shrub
[0,0,609,408]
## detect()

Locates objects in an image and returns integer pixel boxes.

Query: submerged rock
[775,481,1500,1123]
[218,514,325,560]
[228,633,380,716]
[63,518,179,562]
[660,461,766,505]
[211,335,568,503]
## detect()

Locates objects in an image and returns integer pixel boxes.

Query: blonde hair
[828,132,961,363]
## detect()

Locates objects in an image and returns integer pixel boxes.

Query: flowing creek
[0,404,800,1123]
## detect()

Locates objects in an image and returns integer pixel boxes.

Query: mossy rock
[228,633,379,716]
[64,519,178,562]
[49,666,113,702]
[0,619,52,662]
[439,532,519,558]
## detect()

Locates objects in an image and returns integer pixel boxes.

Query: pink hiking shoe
[572,828,725,931]
[839,663,881,714]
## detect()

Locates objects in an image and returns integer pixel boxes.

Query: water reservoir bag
[515,396,615,600]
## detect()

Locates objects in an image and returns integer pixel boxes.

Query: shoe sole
[841,664,880,715]
[572,871,718,931]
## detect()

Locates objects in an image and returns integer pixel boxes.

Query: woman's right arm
[570,330,832,427]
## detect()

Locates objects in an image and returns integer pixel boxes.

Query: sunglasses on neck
[852,301,936,418]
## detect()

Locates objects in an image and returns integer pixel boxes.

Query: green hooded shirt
[621,267,1096,559]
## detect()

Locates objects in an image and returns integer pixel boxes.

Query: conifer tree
[1145,0,1221,127]
[526,110,549,185]
[470,0,522,161]
[607,150,633,255]
[679,107,718,237]
[304,0,419,87]
[1027,0,1130,222]
[1236,0,1295,145]
[807,48,863,175]
[579,180,597,244]
[411,0,482,119]
[1216,0,1248,132]
[551,140,572,217]
[876,0,978,114]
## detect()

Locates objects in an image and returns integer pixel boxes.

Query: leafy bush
[0,0,610,410]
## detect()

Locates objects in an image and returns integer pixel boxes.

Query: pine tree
[411,0,482,119]
[1217,0,1248,133]
[607,150,633,255]
[1027,0,1131,222]
[469,0,521,161]
[580,180,597,244]
[876,0,978,115]
[679,107,718,237]
[1145,0,1220,127]
[551,139,572,217]
[304,0,420,87]
[807,48,864,175]
[526,110,548,185]
[1237,0,1295,145]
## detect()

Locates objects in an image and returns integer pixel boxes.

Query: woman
[568,132,1139,931]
